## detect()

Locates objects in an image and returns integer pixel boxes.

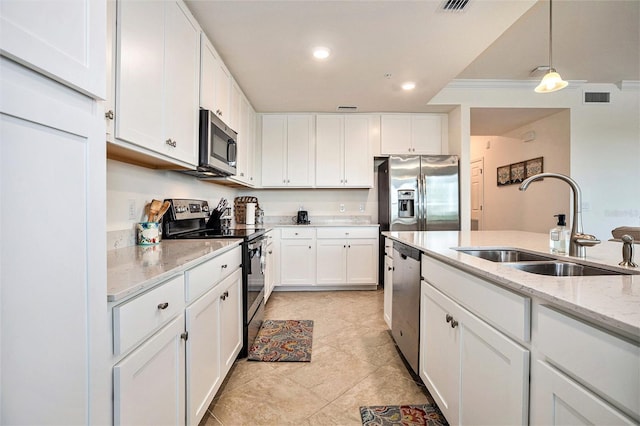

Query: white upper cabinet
[0,0,105,99]
[112,0,199,166]
[231,94,256,186]
[199,33,231,123]
[381,114,447,155]
[262,114,315,187]
[316,115,373,188]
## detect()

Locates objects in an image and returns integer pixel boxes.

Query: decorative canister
[136,222,161,245]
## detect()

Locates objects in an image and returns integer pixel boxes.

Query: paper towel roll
[245,203,256,225]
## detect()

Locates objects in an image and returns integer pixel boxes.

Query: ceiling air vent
[337,105,358,112]
[442,0,470,12]
[584,92,611,104]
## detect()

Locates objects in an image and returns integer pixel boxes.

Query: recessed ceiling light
[313,47,331,60]
[402,82,416,90]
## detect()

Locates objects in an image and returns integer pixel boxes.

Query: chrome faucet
[519,173,600,257]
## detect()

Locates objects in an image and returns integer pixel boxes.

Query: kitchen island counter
[383,230,640,340]
[107,239,242,302]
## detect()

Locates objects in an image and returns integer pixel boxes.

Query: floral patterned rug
[359,404,448,426]
[248,319,313,362]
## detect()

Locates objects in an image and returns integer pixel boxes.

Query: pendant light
[535,0,568,93]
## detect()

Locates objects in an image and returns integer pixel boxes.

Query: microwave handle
[227,139,237,166]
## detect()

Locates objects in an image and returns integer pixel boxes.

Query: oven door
[246,236,265,319]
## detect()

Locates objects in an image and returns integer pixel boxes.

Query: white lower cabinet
[113,314,186,426]
[383,250,393,329]
[532,360,636,425]
[531,304,639,424]
[218,269,243,375]
[315,227,378,286]
[279,228,316,286]
[420,282,529,425]
[111,246,243,426]
[264,232,276,302]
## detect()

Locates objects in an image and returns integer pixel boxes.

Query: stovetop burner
[170,227,266,240]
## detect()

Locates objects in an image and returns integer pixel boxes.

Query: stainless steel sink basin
[507,261,632,276]
[456,249,555,263]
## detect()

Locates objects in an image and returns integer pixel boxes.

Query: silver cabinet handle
[387,266,392,271]
[105,110,114,120]
[158,302,169,310]
[180,332,189,341]
[240,172,245,176]
[450,319,459,328]
[165,139,177,148]
[221,264,228,269]
[445,314,453,323]
[308,246,311,249]
[268,250,273,254]
[220,290,229,301]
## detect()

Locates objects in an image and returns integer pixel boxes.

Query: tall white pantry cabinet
[0,0,109,424]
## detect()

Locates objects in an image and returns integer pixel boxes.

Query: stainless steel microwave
[196,109,237,177]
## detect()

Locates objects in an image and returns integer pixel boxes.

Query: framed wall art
[525,157,544,178]
[510,162,525,184]
[497,165,511,186]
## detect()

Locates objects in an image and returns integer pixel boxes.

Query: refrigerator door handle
[417,173,425,231]
[421,173,427,231]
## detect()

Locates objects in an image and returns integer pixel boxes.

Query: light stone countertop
[383,230,640,340]
[107,239,242,303]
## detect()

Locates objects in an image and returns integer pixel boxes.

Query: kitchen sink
[507,261,632,277]
[456,249,555,263]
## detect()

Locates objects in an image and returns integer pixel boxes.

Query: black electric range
[163,198,265,358]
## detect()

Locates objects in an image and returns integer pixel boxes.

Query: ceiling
[185,0,639,131]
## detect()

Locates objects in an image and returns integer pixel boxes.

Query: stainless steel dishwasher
[391,241,421,374]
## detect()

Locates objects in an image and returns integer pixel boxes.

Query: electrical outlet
[339,203,345,213]
[128,199,137,220]
[359,203,365,212]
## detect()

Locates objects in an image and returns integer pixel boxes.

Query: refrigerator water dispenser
[398,190,415,218]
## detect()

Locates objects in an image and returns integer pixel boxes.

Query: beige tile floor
[199,289,436,426]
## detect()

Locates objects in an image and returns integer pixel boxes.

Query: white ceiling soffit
[185,0,537,113]
[457,0,640,83]
[470,107,565,136]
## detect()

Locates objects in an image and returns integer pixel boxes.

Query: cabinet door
[214,57,231,121]
[420,283,460,425]
[115,0,164,149]
[344,116,372,187]
[381,115,412,154]
[0,0,105,98]
[346,238,377,284]
[265,240,275,302]
[113,315,186,426]
[185,286,221,426]
[458,302,530,425]
[1,58,108,425]
[219,269,243,375]
[163,0,199,165]
[233,94,250,183]
[532,361,635,425]
[286,115,314,186]
[199,34,216,110]
[411,114,443,155]
[316,239,347,284]
[246,105,256,184]
[280,239,316,285]
[261,115,287,187]
[384,255,393,328]
[315,115,344,186]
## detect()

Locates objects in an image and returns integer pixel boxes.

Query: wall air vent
[337,105,358,112]
[584,92,611,104]
[442,0,470,12]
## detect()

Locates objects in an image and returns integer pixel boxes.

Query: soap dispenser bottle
[550,214,570,254]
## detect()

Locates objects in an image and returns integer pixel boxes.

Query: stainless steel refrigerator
[378,155,460,232]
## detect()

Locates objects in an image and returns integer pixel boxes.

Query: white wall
[107,159,238,248]
[431,81,640,240]
[471,110,571,233]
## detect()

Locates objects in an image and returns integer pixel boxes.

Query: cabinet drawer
[537,305,640,419]
[113,274,184,355]
[317,227,378,239]
[422,255,530,342]
[185,246,242,303]
[281,227,315,239]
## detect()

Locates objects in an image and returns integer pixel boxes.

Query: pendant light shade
[536,0,567,93]
[535,70,568,93]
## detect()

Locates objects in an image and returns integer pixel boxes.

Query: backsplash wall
[107,159,237,249]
